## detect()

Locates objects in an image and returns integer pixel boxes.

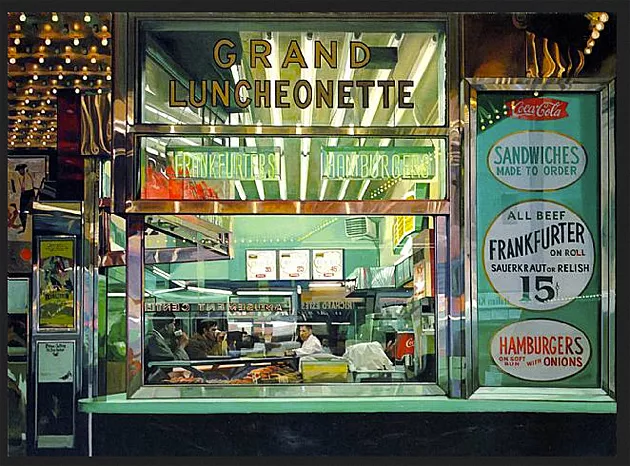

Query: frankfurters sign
[488,131,587,191]
[491,320,590,381]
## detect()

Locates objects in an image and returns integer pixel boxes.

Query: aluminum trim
[126,216,144,398]
[125,200,450,216]
[600,84,609,392]
[606,80,616,397]
[465,77,608,92]
[130,124,451,136]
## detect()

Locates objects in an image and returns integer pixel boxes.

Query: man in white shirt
[290,325,323,357]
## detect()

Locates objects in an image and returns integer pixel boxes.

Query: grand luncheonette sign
[169,39,417,111]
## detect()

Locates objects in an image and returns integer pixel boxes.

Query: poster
[36,341,75,448]
[312,249,344,280]
[246,250,278,280]
[38,238,76,331]
[279,250,310,280]
[476,91,600,388]
[7,157,48,273]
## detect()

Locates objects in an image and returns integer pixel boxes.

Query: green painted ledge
[79,393,617,415]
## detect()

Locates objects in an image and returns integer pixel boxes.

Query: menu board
[246,250,278,280]
[312,249,344,280]
[279,250,310,280]
[475,91,600,387]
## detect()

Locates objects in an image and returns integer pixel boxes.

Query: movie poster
[37,238,76,331]
[7,157,48,273]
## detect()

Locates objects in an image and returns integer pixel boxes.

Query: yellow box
[301,360,349,383]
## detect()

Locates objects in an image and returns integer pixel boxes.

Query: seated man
[144,311,189,381]
[287,324,323,357]
[186,320,225,359]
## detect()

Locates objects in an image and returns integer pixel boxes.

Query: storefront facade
[6,9,620,457]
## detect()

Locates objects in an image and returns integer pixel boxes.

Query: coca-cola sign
[506,97,569,121]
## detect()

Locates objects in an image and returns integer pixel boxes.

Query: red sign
[395,331,415,361]
[506,97,568,121]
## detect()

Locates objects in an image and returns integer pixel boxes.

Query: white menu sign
[246,250,278,280]
[312,249,344,280]
[279,250,310,280]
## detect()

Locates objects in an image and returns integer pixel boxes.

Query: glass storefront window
[138,136,447,201]
[138,214,444,388]
[138,20,446,127]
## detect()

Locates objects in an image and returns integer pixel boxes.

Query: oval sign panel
[491,320,591,381]
[488,131,587,191]
[483,200,595,311]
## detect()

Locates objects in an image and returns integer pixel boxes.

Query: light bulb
[19,13,26,22]
[595,21,605,31]
[14,38,20,45]
[65,57,71,64]
[591,29,600,39]
[52,88,57,94]
[46,99,51,104]
[26,142,30,146]
[75,88,80,94]
[584,47,592,55]
[25,99,29,104]
[90,57,96,64]
[84,13,91,23]
[33,74,38,80]
[28,88,33,94]
[52,12,58,22]
[97,88,102,94]
[58,73,63,80]
[73,38,80,46]
[101,38,108,46]
[600,12,609,22]
[106,74,111,81]
[45,38,52,46]
[587,39,595,47]
[82,75,88,80]
[38,57,44,64]
[9,57,16,64]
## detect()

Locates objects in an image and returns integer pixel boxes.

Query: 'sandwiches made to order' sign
[476,92,600,385]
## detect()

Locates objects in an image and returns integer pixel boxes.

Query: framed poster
[8,156,48,273]
[35,341,76,449]
[312,249,344,280]
[246,250,278,280]
[36,237,77,332]
[472,85,602,389]
[279,250,310,280]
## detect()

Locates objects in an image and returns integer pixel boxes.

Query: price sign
[279,250,310,280]
[246,250,277,280]
[312,249,343,280]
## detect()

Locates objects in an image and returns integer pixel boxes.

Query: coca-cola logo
[405,338,414,348]
[506,98,569,121]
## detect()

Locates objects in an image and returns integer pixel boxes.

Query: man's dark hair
[152,310,176,330]
[197,320,217,335]
[299,324,313,330]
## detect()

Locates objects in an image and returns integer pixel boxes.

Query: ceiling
[7,12,112,151]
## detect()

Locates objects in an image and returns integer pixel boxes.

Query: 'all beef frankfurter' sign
[491,320,591,381]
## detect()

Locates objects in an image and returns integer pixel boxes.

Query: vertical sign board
[37,237,77,332]
[36,341,76,448]
[476,92,600,387]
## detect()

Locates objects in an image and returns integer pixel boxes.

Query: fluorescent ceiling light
[236,290,294,296]
[151,287,185,295]
[107,292,127,298]
[188,286,233,295]
[309,282,346,288]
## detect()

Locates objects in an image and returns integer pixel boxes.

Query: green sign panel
[476,92,600,388]
[321,146,435,180]
[165,146,281,180]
